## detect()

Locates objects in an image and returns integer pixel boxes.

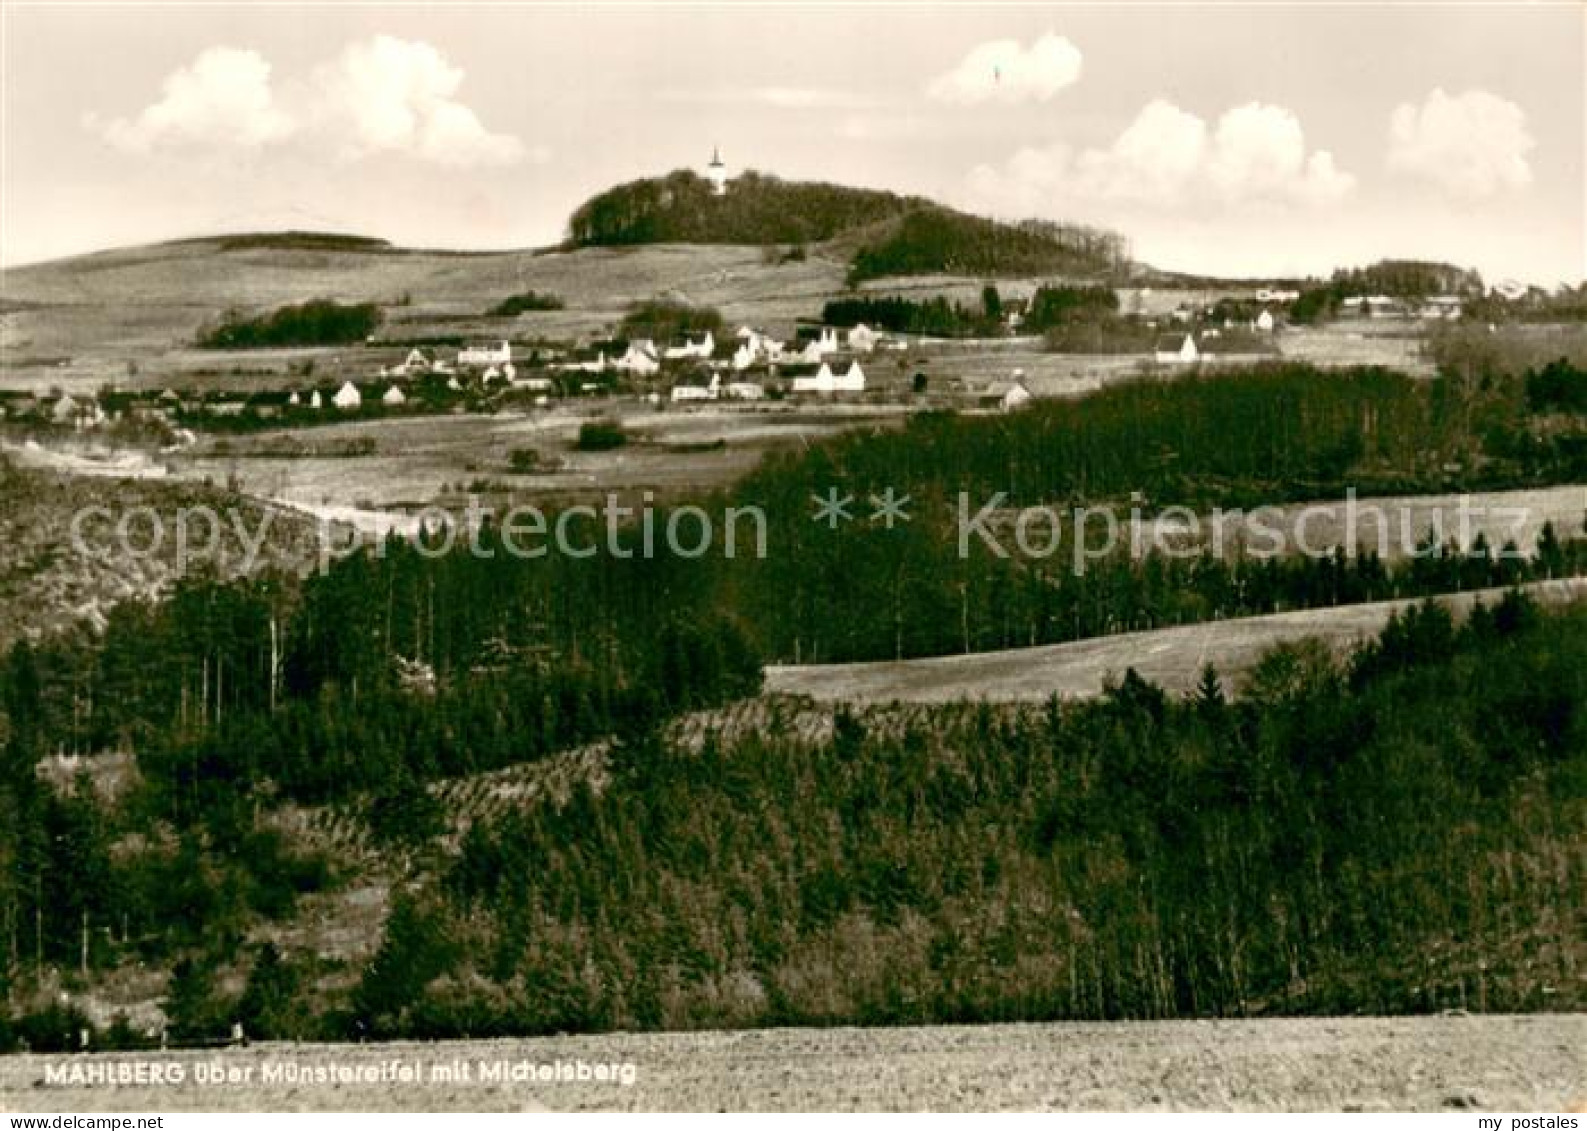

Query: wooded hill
[566,169,1127,281]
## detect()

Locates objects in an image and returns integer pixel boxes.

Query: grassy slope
[0,238,849,389]
[766,577,1587,703]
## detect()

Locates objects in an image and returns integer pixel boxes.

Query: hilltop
[568,168,1130,282]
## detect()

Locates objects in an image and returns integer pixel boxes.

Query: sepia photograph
[0,0,1583,1117]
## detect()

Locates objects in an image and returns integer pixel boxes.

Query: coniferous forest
[1,359,1585,1045]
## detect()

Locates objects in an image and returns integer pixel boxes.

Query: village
[0,282,1465,439]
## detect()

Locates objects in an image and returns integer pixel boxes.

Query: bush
[576,418,628,452]
[490,291,564,316]
[508,447,541,473]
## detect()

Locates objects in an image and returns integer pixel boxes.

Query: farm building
[792,359,865,395]
[1340,296,1407,318]
[332,381,362,410]
[382,385,407,407]
[1419,296,1464,320]
[1255,309,1276,332]
[726,381,765,400]
[671,372,721,402]
[459,341,512,367]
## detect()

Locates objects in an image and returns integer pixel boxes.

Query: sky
[1,2,1582,284]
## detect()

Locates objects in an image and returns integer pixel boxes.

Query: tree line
[197,300,382,349]
[847,210,1122,285]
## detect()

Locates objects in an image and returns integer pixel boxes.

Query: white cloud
[314,36,527,167]
[1204,103,1355,206]
[1387,88,1534,199]
[89,37,533,168]
[91,46,295,152]
[928,33,1083,105]
[968,99,1354,215]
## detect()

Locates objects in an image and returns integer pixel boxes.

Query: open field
[1107,483,1587,561]
[172,402,908,512]
[2,1015,1581,1111]
[766,577,1587,704]
[1280,324,1435,374]
[1249,483,1587,558]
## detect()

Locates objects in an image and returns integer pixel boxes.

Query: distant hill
[195,232,396,254]
[568,169,928,247]
[568,168,1129,282]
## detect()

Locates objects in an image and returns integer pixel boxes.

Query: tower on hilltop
[706,146,728,196]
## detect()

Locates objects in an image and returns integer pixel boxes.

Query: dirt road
[2,1015,1582,1112]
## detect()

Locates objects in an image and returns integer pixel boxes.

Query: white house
[793,329,842,364]
[664,331,715,361]
[458,340,511,367]
[1000,380,1033,412]
[846,324,881,354]
[616,340,661,376]
[792,360,865,395]
[309,390,324,410]
[798,327,841,362]
[382,385,406,407]
[1420,296,1463,320]
[332,381,362,410]
[1255,309,1276,333]
[732,327,782,370]
[1154,334,1201,365]
[726,381,765,400]
[52,393,102,429]
[1342,295,1406,319]
[670,372,721,402]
